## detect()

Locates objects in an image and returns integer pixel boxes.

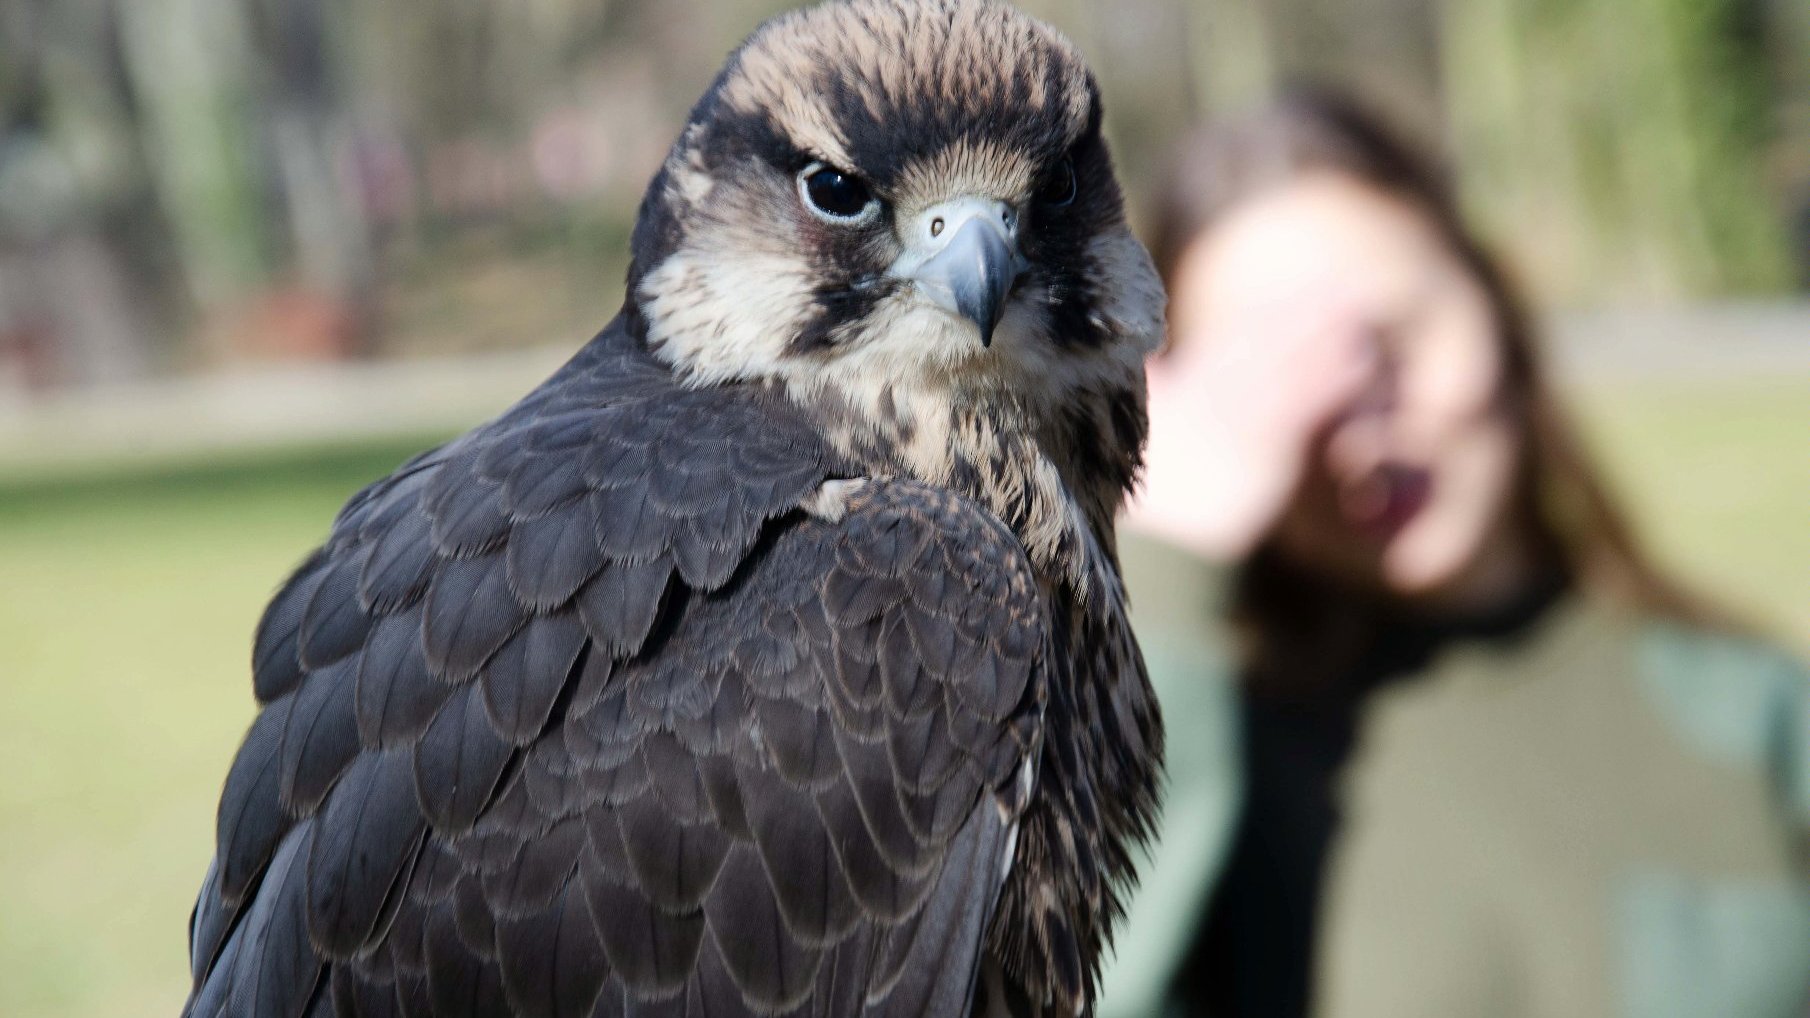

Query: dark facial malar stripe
[788,276,899,354]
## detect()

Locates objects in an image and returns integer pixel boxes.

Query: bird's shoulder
[319,322,838,625]
[188,325,1057,1017]
[770,475,1048,741]
[707,473,1050,809]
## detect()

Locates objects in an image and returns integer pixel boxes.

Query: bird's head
[628,0,1163,460]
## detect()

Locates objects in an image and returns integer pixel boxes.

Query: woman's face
[1175,173,1523,602]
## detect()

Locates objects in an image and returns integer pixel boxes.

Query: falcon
[183,1,1166,1015]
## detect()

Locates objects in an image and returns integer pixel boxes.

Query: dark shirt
[1173,581,1565,1018]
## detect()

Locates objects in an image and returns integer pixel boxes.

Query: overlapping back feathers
[186,321,1054,1017]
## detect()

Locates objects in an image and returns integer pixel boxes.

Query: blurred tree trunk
[1441,0,1790,302]
[114,0,269,311]
[1766,0,1810,288]
[252,0,374,324]
[1,0,174,384]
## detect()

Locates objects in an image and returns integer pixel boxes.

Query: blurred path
[0,346,571,481]
[1,304,1805,482]
[1550,303,1810,380]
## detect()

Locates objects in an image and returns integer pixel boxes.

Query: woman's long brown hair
[1147,90,1719,692]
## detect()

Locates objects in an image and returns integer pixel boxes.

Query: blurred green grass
[0,441,439,1018]
[0,377,1805,1018]
[1572,374,1810,646]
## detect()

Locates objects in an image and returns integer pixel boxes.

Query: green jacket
[1099,535,1810,1018]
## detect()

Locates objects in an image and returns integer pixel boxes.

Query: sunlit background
[1,1,1807,1015]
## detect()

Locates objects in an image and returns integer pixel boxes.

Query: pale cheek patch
[639,194,818,386]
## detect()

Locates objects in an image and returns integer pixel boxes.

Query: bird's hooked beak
[890,198,1028,348]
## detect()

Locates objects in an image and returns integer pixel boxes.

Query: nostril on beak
[930,217,945,238]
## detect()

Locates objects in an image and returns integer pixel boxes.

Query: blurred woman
[1100,93,1810,1018]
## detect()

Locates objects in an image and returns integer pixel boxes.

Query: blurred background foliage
[0,2,1807,1017]
[1,0,1807,387]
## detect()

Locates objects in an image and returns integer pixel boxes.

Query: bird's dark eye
[799,164,877,221]
[1037,157,1077,208]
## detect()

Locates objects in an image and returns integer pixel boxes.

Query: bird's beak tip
[895,200,1024,351]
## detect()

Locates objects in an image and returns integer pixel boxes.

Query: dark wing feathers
[701,843,825,1010]
[186,322,1045,1017]
[359,506,437,615]
[503,508,602,611]
[495,884,609,1018]
[278,656,362,816]
[501,447,588,519]
[863,805,1011,1018]
[421,554,528,683]
[479,613,588,746]
[254,555,329,703]
[575,559,672,656]
[480,814,586,916]
[217,695,296,905]
[223,821,323,1018]
[305,750,428,957]
[190,860,230,983]
[611,793,731,914]
[299,556,372,670]
[355,607,451,749]
[412,682,516,834]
